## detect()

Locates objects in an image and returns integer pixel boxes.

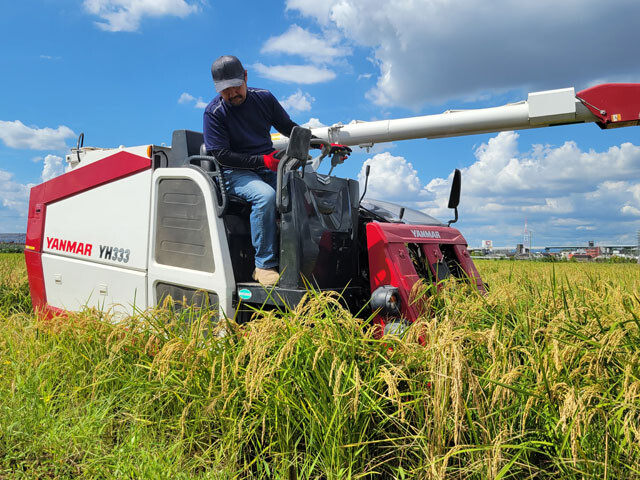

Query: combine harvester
[25,84,640,332]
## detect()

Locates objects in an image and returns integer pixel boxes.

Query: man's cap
[211,55,245,92]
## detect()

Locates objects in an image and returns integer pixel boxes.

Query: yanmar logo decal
[411,229,441,239]
[46,237,93,256]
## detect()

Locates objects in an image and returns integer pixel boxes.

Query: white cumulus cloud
[178,92,195,104]
[285,0,334,23]
[357,133,640,245]
[261,25,348,62]
[42,154,66,182]
[287,0,640,108]
[0,120,75,151]
[621,205,640,216]
[83,0,200,32]
[0,169,32,214]
[280,90,314,112]
[178,92,207,109]
[357,152,423,201]
[302,118,327,129]
[461,133,640,199]
[253,63,336,84]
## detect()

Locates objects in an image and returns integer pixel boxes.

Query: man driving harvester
[203,55,351,286]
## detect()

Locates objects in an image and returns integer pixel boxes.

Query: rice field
[1,253,639,478]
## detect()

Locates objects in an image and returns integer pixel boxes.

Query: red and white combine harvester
[25,84,640,331]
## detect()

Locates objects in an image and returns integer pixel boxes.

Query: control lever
[309,139,331,172]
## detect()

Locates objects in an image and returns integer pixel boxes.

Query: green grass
[1,253,639,478]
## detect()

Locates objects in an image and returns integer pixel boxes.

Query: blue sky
[1,0,639,247]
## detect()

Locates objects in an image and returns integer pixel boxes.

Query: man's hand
[329,143,352,159]
[263,149,284,171]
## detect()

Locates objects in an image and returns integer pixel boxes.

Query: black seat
[168,129,249,217]
[168,130,206,167]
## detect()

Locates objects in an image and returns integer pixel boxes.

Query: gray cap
[211,55,245,92]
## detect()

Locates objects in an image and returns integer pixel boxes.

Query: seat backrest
[167,130,205,167]
[279,172,360,289]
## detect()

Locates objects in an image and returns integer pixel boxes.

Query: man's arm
[209,149,266,169]
[273,117,298,138]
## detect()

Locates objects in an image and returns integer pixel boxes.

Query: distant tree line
[0,243,24,253]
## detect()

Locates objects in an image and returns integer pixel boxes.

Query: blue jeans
[224,168,278,269]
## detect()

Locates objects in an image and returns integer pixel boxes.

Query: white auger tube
[272,87,600,150]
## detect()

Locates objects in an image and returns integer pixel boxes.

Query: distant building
[585,246,601,257]
[569,253,593,262]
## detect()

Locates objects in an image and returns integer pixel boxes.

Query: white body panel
[66,145,150,170]
[42,254,146,316]
[42,170,152,313]
[147,167,236,318]
[40,164,238,318]
[43,170,152,270]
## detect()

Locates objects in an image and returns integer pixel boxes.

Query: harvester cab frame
[170,126,378,320]
[163,124,470,327]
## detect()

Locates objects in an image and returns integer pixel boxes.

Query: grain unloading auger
[272,83,640,149]
[25,83,640,333]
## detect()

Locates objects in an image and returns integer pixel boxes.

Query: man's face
[220,71,248,106]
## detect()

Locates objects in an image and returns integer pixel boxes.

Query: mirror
[447,169,461,227]
[448,169,461,209]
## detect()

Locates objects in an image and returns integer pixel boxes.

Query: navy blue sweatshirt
[203,87,297,169]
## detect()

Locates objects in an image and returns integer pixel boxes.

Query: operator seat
[169,129,250,216]
[194,143,251,216]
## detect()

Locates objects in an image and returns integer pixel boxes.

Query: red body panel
[577,83,640,128]
[366,222,483,325]
[25,151,152,313]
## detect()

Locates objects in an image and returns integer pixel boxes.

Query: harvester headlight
[371,285,401,317]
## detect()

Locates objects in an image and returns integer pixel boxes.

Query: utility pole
[524,218,532,255]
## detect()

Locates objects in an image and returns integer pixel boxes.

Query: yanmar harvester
[25,84,640,331]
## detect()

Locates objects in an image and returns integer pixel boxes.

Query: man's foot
[252,267,279,286]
